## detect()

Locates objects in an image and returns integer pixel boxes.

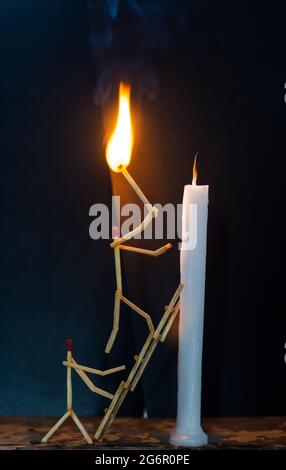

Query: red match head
[66,338,73,352]
[112,225,120,240]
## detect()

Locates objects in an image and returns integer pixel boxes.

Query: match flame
[106,83,133,173]
[192,152,198,185]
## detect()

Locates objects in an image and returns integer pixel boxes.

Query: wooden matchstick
[71,410,93,445]
[114,246,122,293]
[121,167,152,206]
[95,380,130,441]
[160,301,180,342]
[94,381,125,440]
[105,227,123,354]
[130,338,159,392]
[66,338,73,410]
[110,208,158,248]
[71,358,114,399]
[120,295,154,334]
[41,410,71,443]
[118,243,173,257]
[124,331,154,388]
[63,361,126,376]
[99,385,129,439]
[153,283,183,340]
[105,290,121,353]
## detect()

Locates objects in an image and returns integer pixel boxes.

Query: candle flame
[106,83,133,173]
[192,152,199,185]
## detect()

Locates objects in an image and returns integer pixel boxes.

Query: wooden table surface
[0,417,285,450]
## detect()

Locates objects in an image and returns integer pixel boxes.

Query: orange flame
[106,83,133,173]
[192,152,198,185]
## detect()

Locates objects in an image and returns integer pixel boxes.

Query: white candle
[170,162,209,447]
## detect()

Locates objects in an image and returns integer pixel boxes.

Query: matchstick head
[112,226,120,240]
[66,338,73,352]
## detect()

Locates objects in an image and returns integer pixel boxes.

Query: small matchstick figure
[41,339,126,445]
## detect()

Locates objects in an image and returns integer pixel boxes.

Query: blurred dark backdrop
[0,1,285,417]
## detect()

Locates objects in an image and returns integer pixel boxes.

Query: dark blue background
[0,1,285,417]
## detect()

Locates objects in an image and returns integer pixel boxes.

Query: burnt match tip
[66,338,73,351]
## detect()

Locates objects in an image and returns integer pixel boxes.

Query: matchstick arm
[62,361,126,376]
[69,358,115,399]
[110,207,158,248]
[118,242,173,257]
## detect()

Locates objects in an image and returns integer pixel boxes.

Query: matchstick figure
[42,339,126,445]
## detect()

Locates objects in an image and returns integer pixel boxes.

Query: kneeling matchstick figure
[41,339,126,445]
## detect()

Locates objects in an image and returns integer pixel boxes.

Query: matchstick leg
[71,410,93,445]
[105,291,121,353]
[120,295,154,334]
[41,410,71,443]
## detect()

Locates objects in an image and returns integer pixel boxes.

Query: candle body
[170,184,208,447]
